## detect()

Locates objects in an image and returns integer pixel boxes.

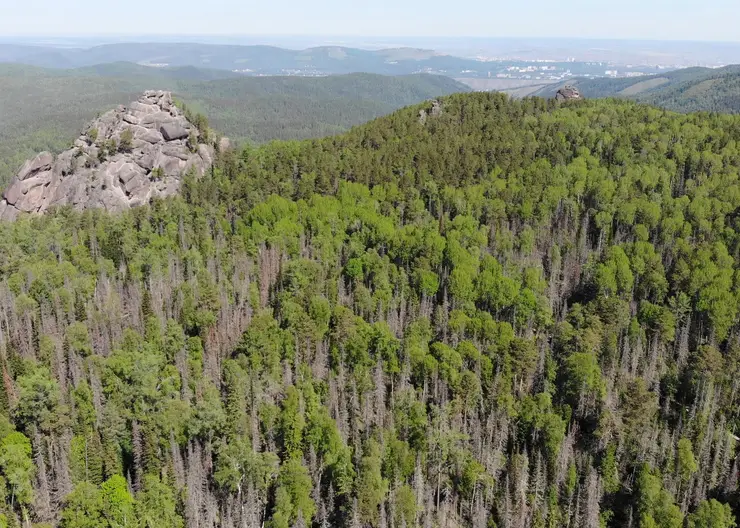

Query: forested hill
[1,92,740,528]
[0,63,467,187]
[532,65,740,113]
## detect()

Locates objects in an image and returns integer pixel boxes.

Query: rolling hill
[0,63,468,186]
[0,42,485,75]
[531,64,740,113]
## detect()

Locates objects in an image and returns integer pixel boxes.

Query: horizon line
[3,34,740,45]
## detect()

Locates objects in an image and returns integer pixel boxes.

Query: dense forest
[0,92,739,528]
[0,64,466,187]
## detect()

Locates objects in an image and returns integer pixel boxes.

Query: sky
[1,0,739,42]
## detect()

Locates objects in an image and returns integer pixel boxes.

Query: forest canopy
[0,92,738,527]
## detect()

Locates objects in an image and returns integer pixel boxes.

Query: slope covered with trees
[533,65,740,114]
[0,64,467,187]
[0,93,738,527]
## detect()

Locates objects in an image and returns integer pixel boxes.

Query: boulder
[138,129,165,144]
[117,163,146,185]
[140,112,175,127]
[556,85,582,102]
[163,146,191,161]
[198,144,213,167]
[16,185,47,213]
[129,101,158,115]
[17,152,53,181]
[160,123,189,141]
[155,153,183,175]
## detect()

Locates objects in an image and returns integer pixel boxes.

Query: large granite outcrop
[0,91,215,221]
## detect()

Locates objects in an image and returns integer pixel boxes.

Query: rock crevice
[0,91,214,221]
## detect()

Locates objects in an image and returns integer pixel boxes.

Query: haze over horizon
[2,0,740,42]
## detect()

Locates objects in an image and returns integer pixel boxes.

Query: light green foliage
[0,432,34,508]
[269,459,315,528]
[688,499,736,528]
[357,439,388,527]
[637,466,684,528]
[392,484,417,527]
[100,475,134,527]
[562,353,605,408]
[136,475,183,528]
[676,438,698,483]
[279,386,305,460]
[61,482,104,528]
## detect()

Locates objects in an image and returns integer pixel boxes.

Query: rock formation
[0,91,215,221]
[555,85,582,102]
[418,99,442,125]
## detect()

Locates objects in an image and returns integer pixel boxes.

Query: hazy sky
[1,0,738,41]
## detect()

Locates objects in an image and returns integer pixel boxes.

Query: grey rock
[163,146,191,161]
[129,101,158,115]
[137,129,165,144]
[136,149,157,171]
[140,112,175,127]
[3,182,22,205]
[155,153,183,175]
[125,173,149,195]
[17,152,53,181]
[56,150,76,177]
[123,114,140,125]
[198,144,213,167]
[16,185,47,213]
[555,85,582,102]
[117,163,146,185]
[0,201,18,222]
[160,123,189,141]
[0,91,215,221]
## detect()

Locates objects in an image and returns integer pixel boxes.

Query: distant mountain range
[0,42,666,80]
[0,43,489,76]
[0,62,468,187]
[530,65,740,113]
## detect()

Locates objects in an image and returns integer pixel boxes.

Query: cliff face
[0,91,214,220]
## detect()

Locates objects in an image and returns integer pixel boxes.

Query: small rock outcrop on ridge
[418,99,442,125]
[555,85,582,102]
[0,91,215,221]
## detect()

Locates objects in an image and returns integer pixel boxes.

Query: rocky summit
[555,85,582,102]
[0,91,214,221]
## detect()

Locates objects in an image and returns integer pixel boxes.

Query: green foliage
[357,439,388,527]
[136,475,182,528]
[0,91,739,528]
[676,438,698,483]
[0,66,466,186]
[688,499,736,528]
[269,459,315,528]
[118,128,133,153]
[61,482,104,528]
[0,432,33,509]
[637,465,684,528]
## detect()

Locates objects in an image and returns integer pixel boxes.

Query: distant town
[223,58,682,81]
